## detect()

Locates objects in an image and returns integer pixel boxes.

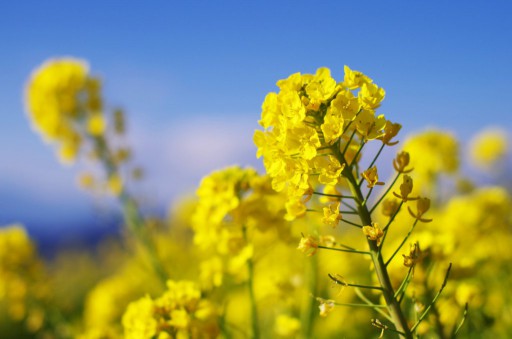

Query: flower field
[1,58,511,338]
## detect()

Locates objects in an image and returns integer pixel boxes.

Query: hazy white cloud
[0,114,263,224]
[130,114,262,206]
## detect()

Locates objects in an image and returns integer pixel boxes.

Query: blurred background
[1,1,511,252]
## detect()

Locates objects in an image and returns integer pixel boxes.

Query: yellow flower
[285,198,307,221]
[200,257,224,290]
[358,82,385,109]
[297,234,319,256]
[317,298,335,317]
[314,156,344,186]
[322,202,341,227]
[107,174,123,196]
[408,197,432,222]
[321,110,345,144]
[305,67,337,104]
[77,173,95,190]
[402,129,459,186]
[330,88,360,121]
[274,314,301,337]
[354,110,386,140]
[362,223,384,245]
[362,166,384,188]
[122,296,157,339]
[26,58,97,163]
[87,113,106,136]
[393,151,413,173]
[402,242,422,267]
[381,198,400,217]
[393,175,417,202]
[343,65,372,89]
[277,72,303,92]
[123,280,219,339]
[279,90,306,127]
[379,121,401,146]
[469,127,508,169]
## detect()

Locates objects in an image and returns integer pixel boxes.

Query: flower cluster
[26,58,138,197]
[254,66,399,221]
[26,58,105,163]
[0,225,48,332]
[191,166,289,286]
[122,280,219,339]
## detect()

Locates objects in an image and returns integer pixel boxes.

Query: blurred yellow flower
[274,314,301,337]
[469,127,508,169]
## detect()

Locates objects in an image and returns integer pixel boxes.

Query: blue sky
[1,1,511,240]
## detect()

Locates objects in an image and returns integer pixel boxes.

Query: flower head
[362,166,385,188]
[362,223,384,245]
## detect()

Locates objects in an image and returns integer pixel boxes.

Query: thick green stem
[344,169,413,339]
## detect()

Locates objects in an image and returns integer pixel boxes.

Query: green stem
[341,200,358,212]
[451,303,469,338]
[355,288,394,322]
[93,136,168,284]
[385,219,419,267]
[370,172,401,214]
[318,245,370,255]
[340,218,363,228]
[335,302,387,308]
[379,201,404,254]
[366,143,386,173]
[343,166,412,338]
[394,267,414,300]
[410,264,452,333]
[349,138,366,167]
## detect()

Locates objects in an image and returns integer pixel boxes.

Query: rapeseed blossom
[254,66,396,221]
[26,58,105,163]
[122,280,219,338]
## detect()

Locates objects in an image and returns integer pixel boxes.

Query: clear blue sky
[1,1,511,240]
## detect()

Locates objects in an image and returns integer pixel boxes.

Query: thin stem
[341,200,357,212]
[317,145,334,151]
[339,210,360,215]
[312,191,358,200]
[379,201,404,254]
[394,267,414,300]
[363,186,374,206]
[335,302,387,308]
[340,218,363,228]
[318,245,371,255]
[369,172,401,214]
[93,135,168,284]
[328,274,383,291]
[347,283,383,291]
[411,263,452,333]
[337,243,357,251]
[368,143,386,171]
[341,129,357,156]
[451,303,469,338]
[355,288,394,322]
[385,219,419,267]
[349,138,366,168]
